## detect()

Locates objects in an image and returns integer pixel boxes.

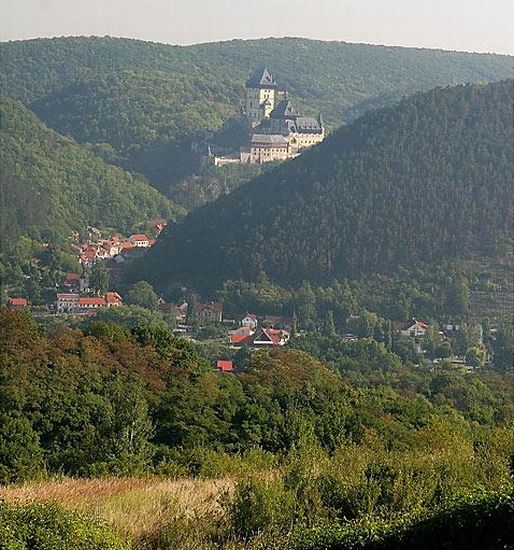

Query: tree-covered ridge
[138,81,514,292]
[2,36,511,208]
[0,93,180,243]
[1,36,512,127]
[30,69,236,156]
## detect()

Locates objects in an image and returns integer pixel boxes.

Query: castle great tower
[245,67,277,127]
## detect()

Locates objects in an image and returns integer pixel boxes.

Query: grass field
[0,476,234,546]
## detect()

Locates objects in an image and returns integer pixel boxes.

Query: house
[56,293,81,312]
[80,249,97,267]
[128,234,150,247]
[78,297,106,309]
[195,302,223,324]
[231,327,290,348]
[62,272,86,293]
[56,292,122,312]
[175,301,189,323]
[104,292,123,306]
[7,297,28,309]
[263,315,294,330]
[241,313,258,330]
[397,319,429,338]
[216,360,234,373]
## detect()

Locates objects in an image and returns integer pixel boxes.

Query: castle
[214,67,324,166]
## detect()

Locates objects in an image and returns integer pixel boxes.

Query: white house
[398,319,429,338]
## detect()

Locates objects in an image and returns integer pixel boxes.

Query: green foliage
[0,93,179,245]
[125,281,159,310]
[256,490,514,550]
[1,36,511,209]
[89,264,110,295]
[0,502,130,550]
[139,81,514,292]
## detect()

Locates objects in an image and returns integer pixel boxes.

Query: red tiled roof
[120,241,135,249]
[232,327,290,347]
[81,251,97,260]
[216,360,234,372]
[148,239,156,246]
[8,297,28,307]
[64,272,81,283]
[230,334,248,345]
[129,234,149,241]
[105,292,123,305]
[79,297,106,306]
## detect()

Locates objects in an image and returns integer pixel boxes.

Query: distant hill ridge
[136,80,514,292]
[1,36,512,206]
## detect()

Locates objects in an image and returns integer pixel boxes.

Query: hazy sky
[1,0,513,55]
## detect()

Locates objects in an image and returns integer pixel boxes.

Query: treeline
[2,36,511,125]
[139,81,514,291]
[2,308,512,481]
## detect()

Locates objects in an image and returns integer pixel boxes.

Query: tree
[324,310,336,337]
[125,281,159,310]
[89,263,110,295]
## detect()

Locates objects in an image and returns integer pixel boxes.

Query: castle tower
[245,67,277,127]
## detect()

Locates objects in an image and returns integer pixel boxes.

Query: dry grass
[0,476,234,542]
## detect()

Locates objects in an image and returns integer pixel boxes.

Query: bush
[229,476,296,539]
[251,489,514,550]
[0,502,130,549]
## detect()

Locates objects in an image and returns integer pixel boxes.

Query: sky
[1,0,513,55]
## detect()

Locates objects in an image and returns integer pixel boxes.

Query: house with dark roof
[195,302,223,324]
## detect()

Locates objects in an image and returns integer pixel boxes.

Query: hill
[0,93,179,244]
[1,36,512,206]
[136,80,514,292]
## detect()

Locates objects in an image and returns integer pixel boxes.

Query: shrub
[0,502,130,549]
[229,476,296,539]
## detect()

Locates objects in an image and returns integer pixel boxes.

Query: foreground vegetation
[1,307,512,548]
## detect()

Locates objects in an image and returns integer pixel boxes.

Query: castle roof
[251,134,289,147]
[246,67,277,89]
[271,99,300,119]
[295,116,323,133]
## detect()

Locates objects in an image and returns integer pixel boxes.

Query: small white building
[128,234,150,248]
[241,313,258,330]
[398,319,429,338]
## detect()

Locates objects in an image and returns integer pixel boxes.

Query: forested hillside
[0,94,178,243]
[138,81,514,292]
[1,36,512,206]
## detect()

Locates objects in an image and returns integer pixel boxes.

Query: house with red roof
[7,297,28,309]
[216,360,234,373]
[128,234,150,247]
[105,292,123,306]
[62,272,85,293]
[56,292,123,312]
[231,327,290,348]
